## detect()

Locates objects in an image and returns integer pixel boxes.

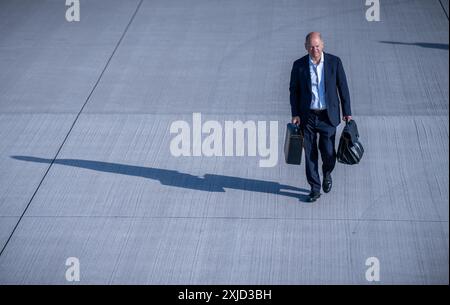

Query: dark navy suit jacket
[289,52,352,127]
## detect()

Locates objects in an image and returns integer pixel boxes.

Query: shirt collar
[309,52,324,65]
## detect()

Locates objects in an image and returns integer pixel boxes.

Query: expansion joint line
[0,0,145,258]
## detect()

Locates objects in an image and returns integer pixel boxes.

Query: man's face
[305,36,323,59]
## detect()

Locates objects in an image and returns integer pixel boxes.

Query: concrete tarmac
[0,0,448,284]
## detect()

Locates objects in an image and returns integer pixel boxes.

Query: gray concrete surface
[0,0,448,284]
[441,0,449,17]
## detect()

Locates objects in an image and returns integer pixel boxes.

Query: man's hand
[343,115,352,122]
[292,116,301,125]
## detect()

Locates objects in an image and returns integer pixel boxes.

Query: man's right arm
[289,62,301,125]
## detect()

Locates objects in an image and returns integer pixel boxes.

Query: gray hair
[305,32,323,46]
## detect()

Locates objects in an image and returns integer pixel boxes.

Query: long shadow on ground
[12,156,310,202]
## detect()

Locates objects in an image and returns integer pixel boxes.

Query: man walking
[289,32,352,202]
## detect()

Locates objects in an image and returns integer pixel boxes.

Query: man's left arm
[336,57,352,121]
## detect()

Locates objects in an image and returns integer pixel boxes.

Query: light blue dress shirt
[309,52,327,110]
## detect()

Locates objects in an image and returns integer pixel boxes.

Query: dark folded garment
[337,120,364,165]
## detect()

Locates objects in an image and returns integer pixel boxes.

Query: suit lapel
[303,57,311,93]
[323,52,331,93]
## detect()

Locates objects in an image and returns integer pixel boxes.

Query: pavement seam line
[10,215,450,224]
[0,0,144,258]
[438,0,449,19]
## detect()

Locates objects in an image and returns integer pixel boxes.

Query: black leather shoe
[308,191,321,202]
[322,174,332,193]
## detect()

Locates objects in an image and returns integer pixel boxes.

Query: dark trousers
[302,110,337,192]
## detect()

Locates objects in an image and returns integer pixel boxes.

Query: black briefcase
[284,123,303,165]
